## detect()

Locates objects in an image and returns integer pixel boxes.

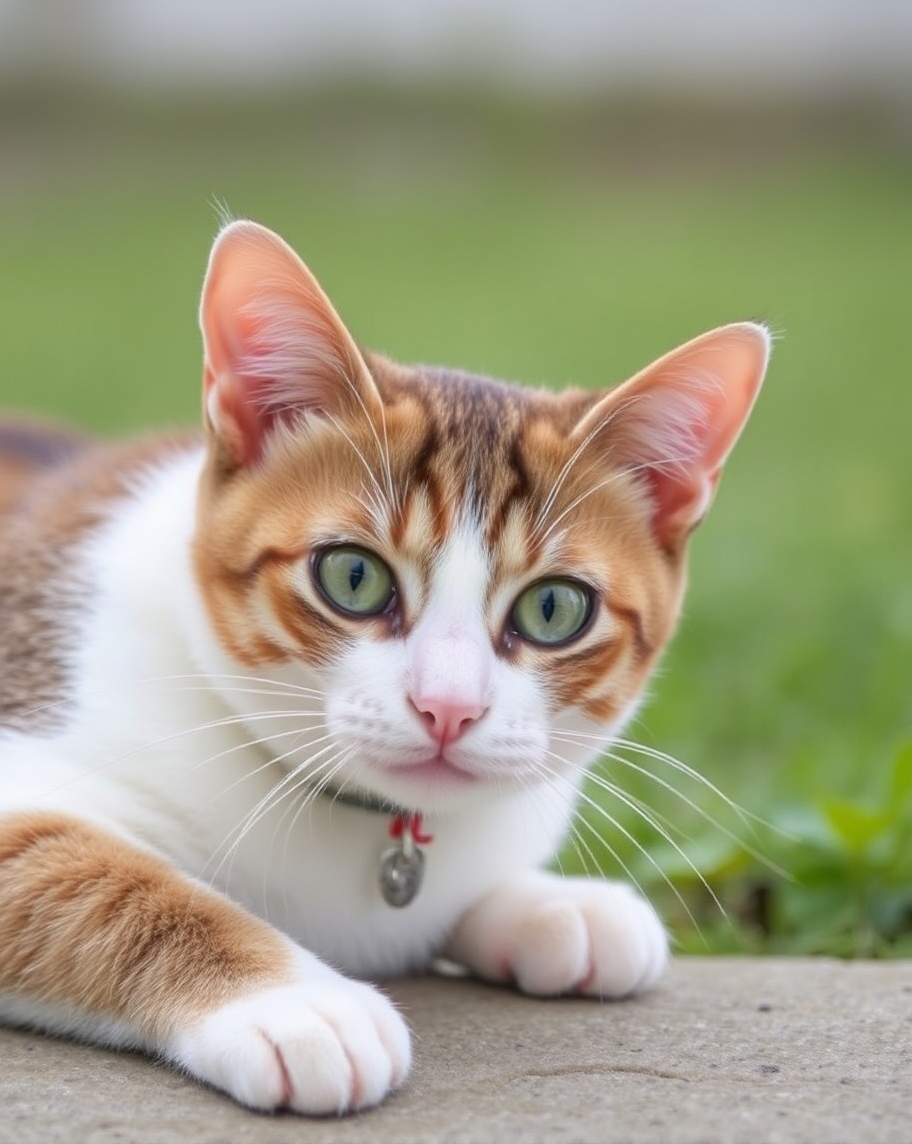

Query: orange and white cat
[0,221,768,1115]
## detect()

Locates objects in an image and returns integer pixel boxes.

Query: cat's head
[191,221,768,813]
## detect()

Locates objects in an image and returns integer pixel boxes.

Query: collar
[322,784,412,817]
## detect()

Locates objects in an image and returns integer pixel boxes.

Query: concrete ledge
[2,957,910,1144]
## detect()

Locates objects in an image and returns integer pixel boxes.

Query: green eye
[315,546,395,617]
[512,579,592,646]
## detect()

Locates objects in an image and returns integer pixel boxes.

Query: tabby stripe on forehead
[405,422,440,495]
[404,424,451,547]
[484,436,535,552]
[416,478,448,549]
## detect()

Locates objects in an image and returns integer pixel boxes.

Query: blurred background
[1,0,910,956]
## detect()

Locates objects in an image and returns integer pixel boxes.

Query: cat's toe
[574,881,669,998]
[509,885,667,998]
[169,979,411,1115]
[510,899,591,996]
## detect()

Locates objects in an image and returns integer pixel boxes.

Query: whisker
[326,411,393,526]
[580,762,737,910]
[551,727,755,824]
[15,670,330,727]
[553,727,782,841]
[203,755,309,881]
[273,748,356,915]
[118,708,327,775]
[339,372,398,514]
[595,752,788,879]
[34,707,329,807]
[611,737,788,838]
[202,734,350,888]
[554,724,788,873]
[550,733,756,853]
[536,452,696,547]
[507,768,576,879]
[205,725,338,799]
[584,771,694,849]
[279,749,355,868]
[536,750,710,934]
[532,401,634,539]
[534,754,673,912]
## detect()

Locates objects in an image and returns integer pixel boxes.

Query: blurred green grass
[1,87,910,954]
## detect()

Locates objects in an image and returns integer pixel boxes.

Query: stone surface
[2,957,910,1144]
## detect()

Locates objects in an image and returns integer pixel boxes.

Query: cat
[0,219,769,1115]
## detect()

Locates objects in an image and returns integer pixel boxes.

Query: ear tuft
[199,220,380,468]
[574,323,770,549]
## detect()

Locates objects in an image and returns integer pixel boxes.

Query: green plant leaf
[772,804,838,852]
[888,740,912,809]
[821,799,891,854]
[647,834,748,882]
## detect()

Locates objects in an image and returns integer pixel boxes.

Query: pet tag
[379,839,425,908]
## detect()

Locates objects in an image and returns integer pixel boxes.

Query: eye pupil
[349,560,365,592]
[541,588,555,623]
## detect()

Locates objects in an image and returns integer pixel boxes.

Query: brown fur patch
[0,427,199,730]
[0,422,88,517]
[0,811,293,1039]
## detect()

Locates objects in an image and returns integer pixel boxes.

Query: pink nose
[409,695,487,747]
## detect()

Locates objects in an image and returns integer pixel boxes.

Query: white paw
[449,871,668,999]
[168,971,411,1115]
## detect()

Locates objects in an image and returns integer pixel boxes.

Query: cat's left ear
[199,220,383,468]
[573,323,770,550]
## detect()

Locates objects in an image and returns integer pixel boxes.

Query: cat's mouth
[382,755,479,789]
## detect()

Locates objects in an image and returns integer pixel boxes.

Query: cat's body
[0,221,769,1114]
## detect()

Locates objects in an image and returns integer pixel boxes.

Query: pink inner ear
[199,220,374,468]
[202,300,279,465]
[642,458,723,549]
[575,323,770,549]
[636,372,736,544]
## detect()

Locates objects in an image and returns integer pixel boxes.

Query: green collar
[322,784,413,818]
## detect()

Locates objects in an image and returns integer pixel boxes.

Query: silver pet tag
[379,835,425,908]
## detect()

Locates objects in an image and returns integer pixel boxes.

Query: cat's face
[191,222,768,812]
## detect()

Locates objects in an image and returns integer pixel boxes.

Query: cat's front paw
[448,870,667,999]
[168,972,411,1115]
